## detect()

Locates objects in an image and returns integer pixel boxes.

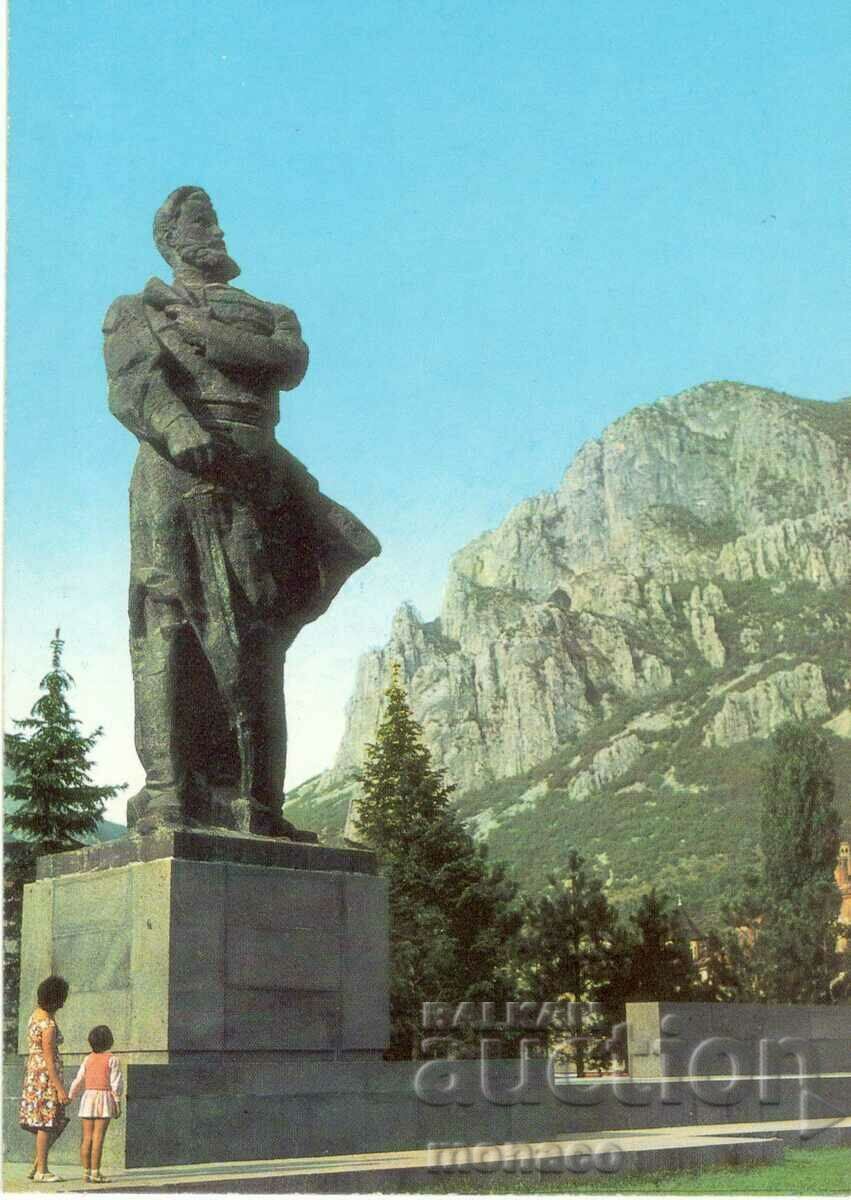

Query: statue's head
[153,186,240,281]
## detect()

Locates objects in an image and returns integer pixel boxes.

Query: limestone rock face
[326,384,850,792]
[568,734,644,801]
[688,583,727,668]
[717,504,851,589]
[703,663,832,748]
[288,385,850,907]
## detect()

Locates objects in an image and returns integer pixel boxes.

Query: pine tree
[355,664,521,1059]
[517,850,625,1075]
[621,888,700,1003]
[727,721,841,1002]
[5,630,126,853]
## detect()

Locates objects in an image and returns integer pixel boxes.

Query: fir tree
[356,664,521,1059]
[517,850,625,1075]
[5,630,125,854]
[4,631,126,1050]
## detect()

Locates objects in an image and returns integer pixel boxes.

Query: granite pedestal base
[11,838,849,1172]
[626,1001,851,1077]
[10,833,389,1169]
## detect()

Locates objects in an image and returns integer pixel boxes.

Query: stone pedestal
[8,831,389,1168]
[625,1000,851,1078]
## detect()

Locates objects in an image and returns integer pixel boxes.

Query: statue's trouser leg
[190,620,289,834]
[128,599,190,829]
[183,498,289,833]
[233,634,289,833]
[241,632,286,806]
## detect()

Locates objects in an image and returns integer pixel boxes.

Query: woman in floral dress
[19,975,71,1183]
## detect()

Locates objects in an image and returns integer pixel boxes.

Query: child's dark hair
[37,976,69,1013]
[88,1025,114,1053]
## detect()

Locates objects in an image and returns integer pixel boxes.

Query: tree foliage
[621,888,701,1002]
[516,849,626,1074]
[759,721,839,900]
[5,630,125,854]
[4,632,126,1051]
[515,861,707,1073]
[355,664,521,1058]
[3,842,35,1053]
[727,721,841,1002]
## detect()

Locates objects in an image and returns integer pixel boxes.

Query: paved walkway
[4,1117,848,1194]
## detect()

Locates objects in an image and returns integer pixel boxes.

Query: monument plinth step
[35,826,378,879]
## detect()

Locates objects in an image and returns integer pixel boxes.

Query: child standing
[68,1026,123,1184]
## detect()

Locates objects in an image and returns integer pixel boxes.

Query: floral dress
[19,1014,68,1131]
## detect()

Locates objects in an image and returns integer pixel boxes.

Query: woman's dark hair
[88,1025,114,1053]
[37,976,69,1013]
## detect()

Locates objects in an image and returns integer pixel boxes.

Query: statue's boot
[231,712,293,837]
[230,711,317,842]
[131,792,186,836]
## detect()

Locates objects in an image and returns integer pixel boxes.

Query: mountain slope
[287,382,851,921]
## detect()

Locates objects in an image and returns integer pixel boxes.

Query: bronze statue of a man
[104,187,379,838]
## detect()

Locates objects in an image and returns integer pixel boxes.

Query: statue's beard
[179,242,241,281]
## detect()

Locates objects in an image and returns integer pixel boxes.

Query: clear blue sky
[5,1,850,821]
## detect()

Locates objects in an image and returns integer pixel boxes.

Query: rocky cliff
[287,382,851,918]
